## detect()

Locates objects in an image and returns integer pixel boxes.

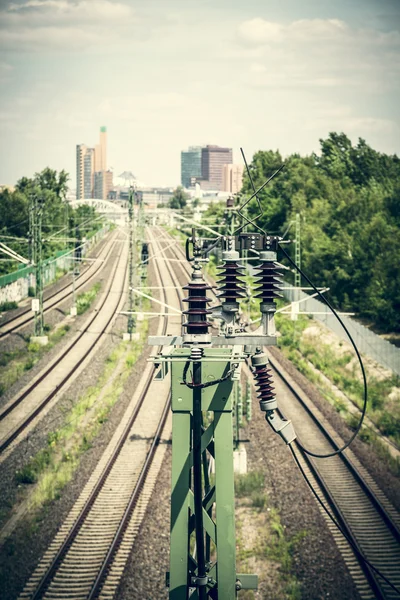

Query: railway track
[0,231,128,460]
[18,227,183,599]
[160,225,400,599]
[0,229,117,340]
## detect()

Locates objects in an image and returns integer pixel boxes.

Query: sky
[0,0,399,189]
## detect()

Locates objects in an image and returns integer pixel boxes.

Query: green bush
[377,413,400,438]
[235,471,264,497]
[0,300,18,312]
[28,286,35,297]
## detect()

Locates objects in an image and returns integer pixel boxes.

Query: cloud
[232,16,400,94]
[7,0,133,21]
[237,17,349,46]
[0,0,141,51]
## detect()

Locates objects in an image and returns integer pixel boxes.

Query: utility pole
[291,212,301,324]
[294,212,301,295]
[70,224,80,317]
[31,192,47,344]
[125,186,136,340]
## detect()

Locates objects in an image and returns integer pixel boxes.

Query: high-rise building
[181,146,202,188]
[201,145,233,191]
[76,127,108,200]
[94,169,113,200]
[95,126,107,173]
[222,164,243,194]
[76,144,94,199]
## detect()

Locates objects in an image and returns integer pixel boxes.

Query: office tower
[95,126,107,173]
[76,127,108,199]
[181,146,202,188]
[222,164,244,194]
[94,169,113,200]
[201,145,233,191]
[76,144,94,199]
[104,170,113,199]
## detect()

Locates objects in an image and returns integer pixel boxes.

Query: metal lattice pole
[295,212,301,294]
[127,187,136,336]
[33,193,44,337]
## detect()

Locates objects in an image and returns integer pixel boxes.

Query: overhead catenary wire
[279,244,368,459]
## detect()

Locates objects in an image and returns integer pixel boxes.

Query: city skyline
[0,0,399,187]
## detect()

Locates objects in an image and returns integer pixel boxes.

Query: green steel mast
[127,186,136,337]
[32,192,44,337]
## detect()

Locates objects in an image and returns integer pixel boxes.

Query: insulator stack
[251,352,277,411]
[182,275,213,336]
[216,251,246,306]
[254,251,283,308]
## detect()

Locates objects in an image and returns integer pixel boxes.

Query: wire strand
[279,244,368,459]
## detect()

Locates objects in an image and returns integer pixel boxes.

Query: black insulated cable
[279,243,368,459]
[289,443,400,597]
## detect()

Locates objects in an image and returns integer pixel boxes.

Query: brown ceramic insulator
[182,282,213,335]
[253,261,283,304]
[253,363,275,402]
[216,262,246,303]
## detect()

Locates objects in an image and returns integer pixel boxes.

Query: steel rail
[270,358,400,541]
[0,230,116,339]
[88,392,171,599]
[270,360,400,599]
[0,235,127,454]
[86,229,186,599]
[26,227,177,600]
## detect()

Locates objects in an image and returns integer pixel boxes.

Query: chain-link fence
[283,286,400,377]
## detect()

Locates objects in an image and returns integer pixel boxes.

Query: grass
[235,470,265,497]
[14,318,148,512]
[275,309,400,475]
[76,281,101,315]
[0,324,71,396]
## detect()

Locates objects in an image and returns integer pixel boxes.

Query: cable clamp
[266,410,297,445]
[191,575,208,587]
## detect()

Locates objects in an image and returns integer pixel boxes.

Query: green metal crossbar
[168,348,257,599]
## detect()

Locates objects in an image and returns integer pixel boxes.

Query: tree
[168,186,189,210]
[242,134,400,332]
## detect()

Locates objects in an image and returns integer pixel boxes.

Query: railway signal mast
[31,192,48,345]
[125,186,137,340]
[149,158,295,598]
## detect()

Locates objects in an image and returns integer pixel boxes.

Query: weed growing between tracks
[14,319,149,512]
[0,325,71,396]
[235,470,304,599]
[76,281,101,315]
